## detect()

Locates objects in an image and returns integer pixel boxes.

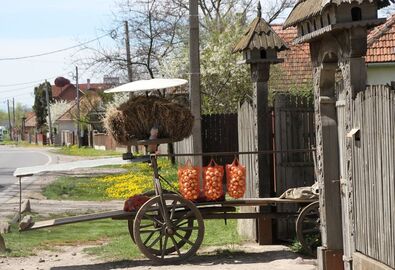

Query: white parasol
[104,78,188,93]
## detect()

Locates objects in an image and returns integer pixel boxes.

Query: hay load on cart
[103,78,194,145]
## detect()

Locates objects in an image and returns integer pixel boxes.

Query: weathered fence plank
[352,85,395,268]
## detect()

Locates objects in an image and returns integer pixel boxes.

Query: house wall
[58,121,75,132]
[367,64,395,85]
[336,3,377,23]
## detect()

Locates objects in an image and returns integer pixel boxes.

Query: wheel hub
[165,226,175,235]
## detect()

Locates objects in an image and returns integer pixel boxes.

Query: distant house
[23,112,36,142]
[271,25,313,91]
[366,13,395,85]
[52,79,115,102]
[270,14,395,90]
[50,77,117,145]
[54,93,102,146]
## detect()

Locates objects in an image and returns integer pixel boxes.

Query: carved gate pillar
[310,27,368,270]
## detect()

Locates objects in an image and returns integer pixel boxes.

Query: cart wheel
[128,217,194,254]
[296,201,320,256]
[128,218,136,243]
[127,190,177,244]
[133,194,204,263]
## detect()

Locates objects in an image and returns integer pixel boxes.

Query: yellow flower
[93,158,178,199]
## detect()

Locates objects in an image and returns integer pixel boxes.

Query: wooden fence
[201,113,238,165]
[352,85,395,268]
[174,114,238,165]
[274,94,315,240]
[236,95,315,241]
[174,96,315,241]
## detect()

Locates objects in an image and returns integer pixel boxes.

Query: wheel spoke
[303,219,319,224]
[177,226,199,231]
[169,235,181,256]
[161,235,169,259]
[175,220,189,227]
[140,228,162,234]
[139,223,155,229]
[174,231,194,246]
[170,200,177,220]
[147,231,164,249]
[174,211,193,226]
[143,213,164,225]
[302,228,320,234]
[143,231,156,246]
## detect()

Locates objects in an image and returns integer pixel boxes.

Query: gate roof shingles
[233,4,288,53]
[284,0,391,28]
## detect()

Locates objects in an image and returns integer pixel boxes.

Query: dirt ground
[0,243,316,270]
[0,149,317,270]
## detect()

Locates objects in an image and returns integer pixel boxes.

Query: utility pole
[125,20,137,154]
[45,80,53,145]
[189,0,202,165]
[75,66,81,148]
[12,98,16,141]
[124,20,133,86]
[7,99,12,141]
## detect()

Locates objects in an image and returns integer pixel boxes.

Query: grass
[2,216,243,260]
[54,145,120,157]
[0,139,45,148]
[6,156,246,260]
[43,159,179,200]
[42,176,113,201]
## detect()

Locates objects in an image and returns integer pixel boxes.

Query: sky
[0,0,392,113]
[0,0,119,112]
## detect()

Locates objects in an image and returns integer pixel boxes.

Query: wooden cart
[15,142,319,264]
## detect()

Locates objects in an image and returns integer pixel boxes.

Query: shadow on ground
[50,250,313,270]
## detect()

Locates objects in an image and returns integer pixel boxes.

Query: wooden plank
[390,88,395,268]
[24,210,132,231]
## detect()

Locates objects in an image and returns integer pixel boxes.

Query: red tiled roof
[52,83,112,100]
[24,112,36,128]
[269,14,395,90]
[271,25,313,90]
[366,13,395,63]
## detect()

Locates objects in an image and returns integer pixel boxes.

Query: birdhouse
[284,0,390,44]
[233,2,288,64]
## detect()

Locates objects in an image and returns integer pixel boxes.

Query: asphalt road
[0,146,51,191]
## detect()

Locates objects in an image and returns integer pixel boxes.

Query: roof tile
[366,13,395,63]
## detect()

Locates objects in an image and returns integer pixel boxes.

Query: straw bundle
[104,96,194,144]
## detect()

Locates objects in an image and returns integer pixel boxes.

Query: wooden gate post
[233,3,288,245]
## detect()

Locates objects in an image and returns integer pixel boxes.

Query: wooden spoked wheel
[296,201,321,256]
[133,194,204,263]
[128,217,194,254]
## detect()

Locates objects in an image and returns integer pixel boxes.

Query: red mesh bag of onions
[178,159,200,201]
[203,159,224,201]
[226,158,246,199]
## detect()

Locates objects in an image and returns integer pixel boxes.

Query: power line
[0,76,57,87]
[0,86,35,94]
[1,92,33,100]
[0,29,118,61]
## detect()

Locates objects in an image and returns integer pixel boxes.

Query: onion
[226,163,246,199]
[203,165,224,200]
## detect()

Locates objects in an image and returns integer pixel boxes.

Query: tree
[75,0,297,113]
[33,81,52,132]
[76,0,186,81]
[163,14,252,114]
